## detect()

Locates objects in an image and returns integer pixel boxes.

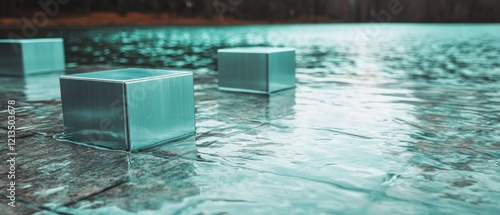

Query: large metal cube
[60,68,195,151]
[218,47,296,94]
[0,39,65,76]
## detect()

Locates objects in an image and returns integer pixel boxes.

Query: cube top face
[61,68,191,83]
[60,69,195,151]
[0,38,64,44]
[218,47,295,54]
[218,47,296,94]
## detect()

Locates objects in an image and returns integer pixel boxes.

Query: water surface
[0,24,499,214]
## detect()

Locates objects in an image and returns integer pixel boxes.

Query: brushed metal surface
[126,75,195,150]
[0,42,23,76]
[67,68,187,82]
[268,50,296,92]
[60,78,129,150]
[0,39,65,76]
[60,68,195,151]
[218,52,268,92]
[218,47,296,94]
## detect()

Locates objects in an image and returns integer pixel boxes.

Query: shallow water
[0,24,499,214]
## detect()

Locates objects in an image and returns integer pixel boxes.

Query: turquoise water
[1,24,499,214]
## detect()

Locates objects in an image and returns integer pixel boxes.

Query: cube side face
[22,40,65,75]
[0,43,24,76]
[218,52,268,93]
[126,74,195,150]
[268,50,296,93]
[60,78,129,150]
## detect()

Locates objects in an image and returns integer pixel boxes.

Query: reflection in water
[0,72,63,101]
[0,24,499,214]
[392,86,500,212]
[214,89,296,122]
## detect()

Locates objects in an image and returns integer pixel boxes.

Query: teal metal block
[218,47,296,94]
[0,39,65,76]
[60,68,196,151]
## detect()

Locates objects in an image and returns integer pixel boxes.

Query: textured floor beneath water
[0,24,500,214]
[1,64,499,215]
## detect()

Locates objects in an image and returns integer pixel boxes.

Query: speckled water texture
[0,24,499,214]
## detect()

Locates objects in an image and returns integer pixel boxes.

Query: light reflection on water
[1,24,499,214]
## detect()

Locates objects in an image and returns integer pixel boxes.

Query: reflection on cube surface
[0,39,65,76]
[218,47,296,94]
[60,68,196,151]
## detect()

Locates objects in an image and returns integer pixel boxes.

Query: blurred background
[0,0,499,27]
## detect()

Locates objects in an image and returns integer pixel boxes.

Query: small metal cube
[0,39,65,76]
[60,68,196,151]
[218,47,296,94]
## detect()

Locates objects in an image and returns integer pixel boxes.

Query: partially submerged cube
[218,47,296,94]
[60,68,195,151]
[0,39,65,76]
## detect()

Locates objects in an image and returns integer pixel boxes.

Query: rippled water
[1,24,499,214]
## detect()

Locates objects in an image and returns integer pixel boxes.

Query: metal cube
[60,68,195,151]
[218,47,296,94]
[0,39,65,76]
